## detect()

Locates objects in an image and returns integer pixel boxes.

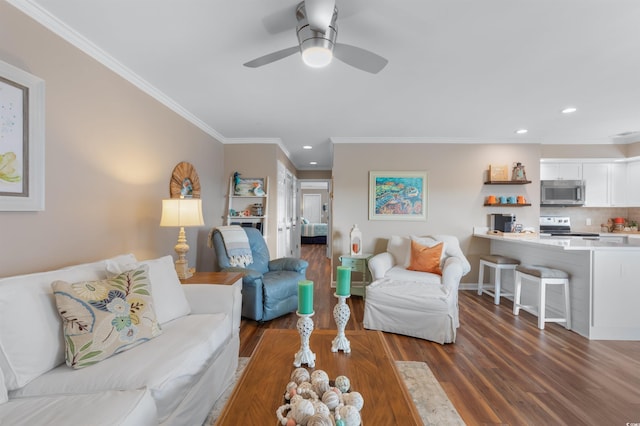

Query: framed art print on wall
[0,59,45,211]
[369,171,427,221]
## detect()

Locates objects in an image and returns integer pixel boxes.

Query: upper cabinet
[540,162,582,180]
[610,163,628,206]
[582,163,608,206]
[541,160,639,207]
[627,161,640,206]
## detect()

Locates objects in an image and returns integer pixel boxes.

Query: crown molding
[225,137,290,158]
[329,135,625,145]
[6,0,226,143]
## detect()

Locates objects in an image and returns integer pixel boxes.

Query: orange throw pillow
[407,240,444,275]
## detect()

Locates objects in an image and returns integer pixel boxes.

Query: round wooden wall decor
[169,161,201,198]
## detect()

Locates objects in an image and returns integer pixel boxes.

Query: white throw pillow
[386,235,411,267]
[106,256,191,325]
[0,254,137,390]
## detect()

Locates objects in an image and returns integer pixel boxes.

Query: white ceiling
[10,0,640,170]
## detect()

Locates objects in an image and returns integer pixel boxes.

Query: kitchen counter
[474,229,640,341]
[477,231,640,251]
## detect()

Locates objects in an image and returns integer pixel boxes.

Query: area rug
[204,358,465,425]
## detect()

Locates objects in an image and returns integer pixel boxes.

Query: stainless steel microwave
[540,180,585,206]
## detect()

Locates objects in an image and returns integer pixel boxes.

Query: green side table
[339,253,374,297]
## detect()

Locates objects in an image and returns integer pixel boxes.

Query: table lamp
[160,198,204,279]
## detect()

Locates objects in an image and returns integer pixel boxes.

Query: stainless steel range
[539,216,600,237]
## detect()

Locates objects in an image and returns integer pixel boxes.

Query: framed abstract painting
[369,171,427,221]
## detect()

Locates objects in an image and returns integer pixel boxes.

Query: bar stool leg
[564,280,571,330]
[513,271,522,316]
[494,267,501,305]
[477,261,485,296]
[538,278,546,330]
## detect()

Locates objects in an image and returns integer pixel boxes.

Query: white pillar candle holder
[331,293,351,353]
[294,311,316,368]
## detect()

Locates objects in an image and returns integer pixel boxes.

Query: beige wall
[298,170,332,179]
[0,3,225,277]
[541,144,628,159]
[332,143,541,283]
[628,142,640,158]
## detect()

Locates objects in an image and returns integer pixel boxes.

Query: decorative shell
[297,382,318,400]
[335,375,351,393]
[290,395,304,405]
[290,399,314,425]
[312,377,331,396]
[338,405,361,426]
[342,391,364,411]
[311,370,329,383]
[291,367,311,384]
[312,401,330,417]
[321,389,341,410]
[285,381,298,400]
[307,414,333,426]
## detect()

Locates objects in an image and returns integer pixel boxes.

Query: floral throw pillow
[52,265,162,369]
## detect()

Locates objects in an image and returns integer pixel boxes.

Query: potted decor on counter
[630,220,638,232]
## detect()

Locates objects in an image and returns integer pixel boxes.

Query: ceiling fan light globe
[302,46,333,68]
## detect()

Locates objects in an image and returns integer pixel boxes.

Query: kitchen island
[474,231,640,340]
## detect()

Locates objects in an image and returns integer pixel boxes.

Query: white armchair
[363,235,471,344]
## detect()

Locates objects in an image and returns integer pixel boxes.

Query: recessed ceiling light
[303,145,313,150]
[562,107,577,114]
[515,129,528,135]
[309,161,318,165]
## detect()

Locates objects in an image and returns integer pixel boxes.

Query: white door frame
[297,179,332,259]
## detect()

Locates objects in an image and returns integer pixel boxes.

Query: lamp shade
[160,198,204,227]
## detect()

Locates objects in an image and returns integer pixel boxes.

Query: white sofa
[0,254,241,425]
[364,235,471,343]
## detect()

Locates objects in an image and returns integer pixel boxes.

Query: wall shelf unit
[483,179,531,207]
[226,176,268,236]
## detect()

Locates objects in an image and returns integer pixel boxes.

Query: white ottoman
[363,278,458,344]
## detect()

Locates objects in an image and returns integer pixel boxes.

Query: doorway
[298,179,332,259]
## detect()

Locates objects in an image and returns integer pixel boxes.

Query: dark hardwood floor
[239,244,640,425]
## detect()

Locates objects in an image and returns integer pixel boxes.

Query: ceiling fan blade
[305,0,336,32]
[333,43,388,74]
[243,46,300,68]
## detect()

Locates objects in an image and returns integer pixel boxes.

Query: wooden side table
[180,271,243,286]
[180,272,244,332]
[339,253,373,297]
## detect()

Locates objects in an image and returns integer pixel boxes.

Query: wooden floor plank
[238,243,640,425]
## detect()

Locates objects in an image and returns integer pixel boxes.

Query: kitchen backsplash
[540,207,640,232]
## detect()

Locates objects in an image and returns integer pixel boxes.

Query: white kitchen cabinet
[582,163,609,206]
[627,160,640,206]
[540,162,582,180]
[542,161,629,207]
[610,162,627,206]
[582,162,628,207]
[592,251,640,331]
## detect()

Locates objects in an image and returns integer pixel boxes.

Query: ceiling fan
[243,0,388,74]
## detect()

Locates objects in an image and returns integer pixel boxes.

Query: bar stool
[477,254,519,305]
[513,265,571,330]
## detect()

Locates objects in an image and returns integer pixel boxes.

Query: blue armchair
[211,227,309,321]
